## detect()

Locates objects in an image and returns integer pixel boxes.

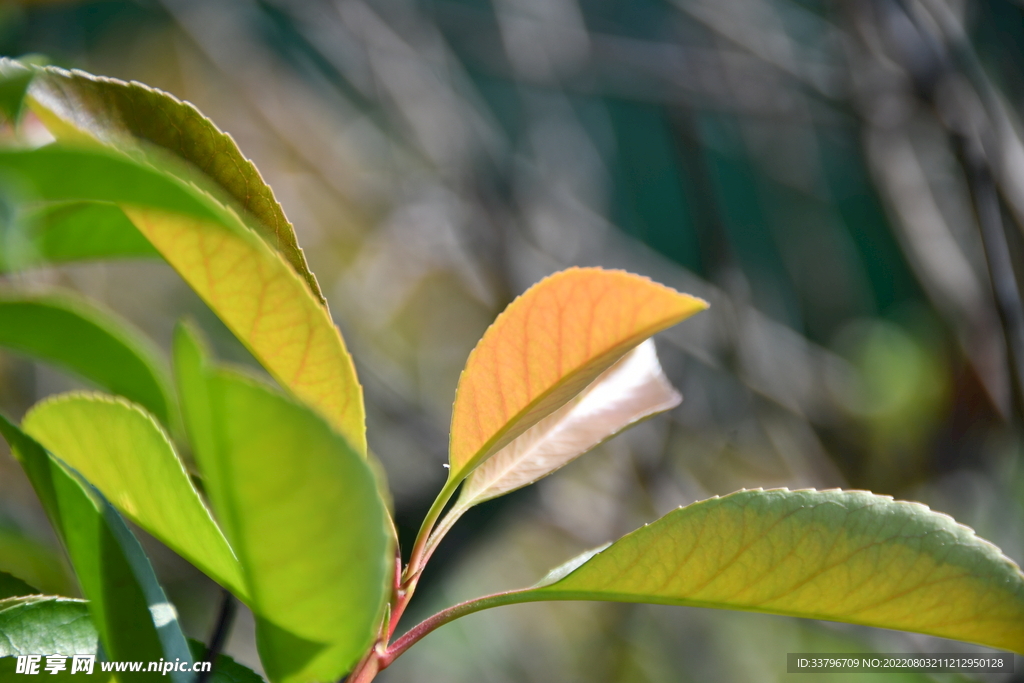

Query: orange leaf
[448,267,706,479]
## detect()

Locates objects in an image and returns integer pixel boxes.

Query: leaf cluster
[0,61,1020,682]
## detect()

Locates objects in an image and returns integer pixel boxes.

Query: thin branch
[196,588,237,683]
[402,476,461,585]
[381,588,537,668]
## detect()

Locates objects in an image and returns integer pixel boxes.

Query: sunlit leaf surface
[457,340,680,508]
[175,326,390,683]
[526,489,1024,653]
[128,205,366,454]
[21,61,325,303]
[22,393,246,600]
[449,267,706,480]
[0,293,173,427]
[0,414,194,682]
[0,145,366,455]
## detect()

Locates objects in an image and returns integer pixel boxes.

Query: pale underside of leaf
[529,488,1024,653]
[533,543,611,588]
[449,267,708,481]
[21,392,246,600]
[458,339,680,508]
[23,63,325,304]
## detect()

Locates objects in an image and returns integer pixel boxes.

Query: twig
[381,588,535,669]
[196,588,238,683]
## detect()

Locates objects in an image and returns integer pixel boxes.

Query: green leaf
[0,596,111,681]
[0,146,241,224]
[188,640,266,683]
[0,571,39,600]
[174,326,391,683]
[0,593,97,659]
[0,595,96,656]
[0,292,174,427]
[0,413,195,682]
[22,61,325,304]
[21,392,247,601]
[1,201,158,272]
[526,489,1024,653]
[0,145,367,455]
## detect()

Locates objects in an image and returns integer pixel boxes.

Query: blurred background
[0,0,1023,680]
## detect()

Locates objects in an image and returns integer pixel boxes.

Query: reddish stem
[346,649,380,683]
[379,588,535,669]
[387,575,417,640]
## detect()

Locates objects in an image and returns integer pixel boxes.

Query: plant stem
[386,575,416,641]
[196,588,237,683]
[380,588,536,668]
[345,648,381,683]
[419,503,468,568]
[403,476,460,584]
[352,474,512,680]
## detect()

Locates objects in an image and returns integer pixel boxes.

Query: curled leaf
[458,340,680,508]
[449,267,706,481]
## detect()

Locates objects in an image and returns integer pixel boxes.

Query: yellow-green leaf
[21,61,325,304]
[125,206,365,454]
[0,145,366,455]
[174,326,391,683]
[0,413,195,681]
[449,267,706,481]
[21,393,246,600]
[527,489,1024,653]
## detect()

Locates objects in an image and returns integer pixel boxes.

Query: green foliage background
[0,0,1022,681]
